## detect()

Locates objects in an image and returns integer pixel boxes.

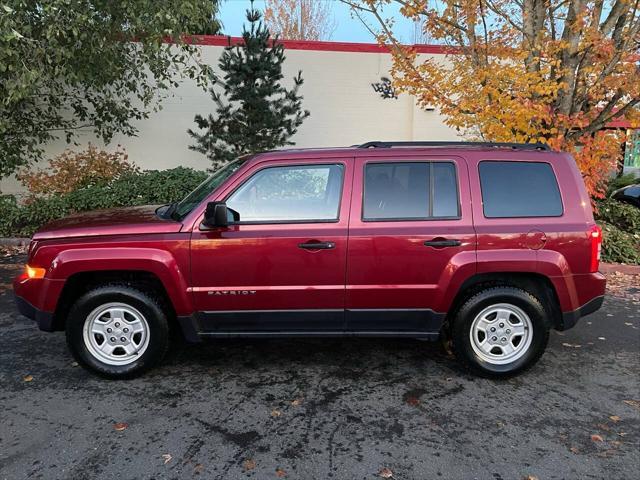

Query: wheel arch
[444,272,562,331]
[52,270,179,331]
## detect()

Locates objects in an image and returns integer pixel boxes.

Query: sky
[218,0,419,44]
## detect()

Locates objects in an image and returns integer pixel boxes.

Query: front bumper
[14,294,56,332]
[559,295,605,331]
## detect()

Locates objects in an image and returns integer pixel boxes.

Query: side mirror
[202,201,230,229]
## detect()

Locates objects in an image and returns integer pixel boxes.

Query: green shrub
[606,173,639,195]
[598,222,640,265]
[595,198,640,234]
[0,195,20,237]
[1,167,208,237]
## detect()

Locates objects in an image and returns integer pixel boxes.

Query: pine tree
[188,5,310,168]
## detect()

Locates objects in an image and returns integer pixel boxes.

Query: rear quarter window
[479,161,563,218]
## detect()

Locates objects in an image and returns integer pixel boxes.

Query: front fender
[48,247,193,315]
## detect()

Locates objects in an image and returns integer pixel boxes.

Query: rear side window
[479,161,563,218]
[363,162,459,220]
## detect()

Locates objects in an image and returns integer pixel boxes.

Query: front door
[190,158,353,333]
[346,155,476,333]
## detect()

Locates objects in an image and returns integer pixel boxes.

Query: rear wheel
[66,285,169,379]
[451,286,550,377]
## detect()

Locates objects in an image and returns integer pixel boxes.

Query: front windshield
[173,157,250,220]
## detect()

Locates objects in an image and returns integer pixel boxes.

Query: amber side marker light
[26,266,46,279]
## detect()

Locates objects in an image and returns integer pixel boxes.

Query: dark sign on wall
[371,77,398,100]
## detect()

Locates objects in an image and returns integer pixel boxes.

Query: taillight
[589,225,602,273]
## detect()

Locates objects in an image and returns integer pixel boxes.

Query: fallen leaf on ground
[275,467,286,477]
[243,459,256,471]
[605,271,640,302]
[23,374,33,382]
[623,400,640,410]
[291,397,303,407]
[379,467,393,478]
[523,476,539,480]
[162,453,172,464]
[405,396,420,406]
[113,422,128,431]
[609,415,621,422]
[271,409,282,418]
[193,463,204,474]
[590,434,604,442]
[570,446,579,454]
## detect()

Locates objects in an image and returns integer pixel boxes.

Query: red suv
[13,142,606,378]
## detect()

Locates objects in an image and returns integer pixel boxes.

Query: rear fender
[537,250,579,312]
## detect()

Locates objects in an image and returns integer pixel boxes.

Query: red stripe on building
[184,35,454,54]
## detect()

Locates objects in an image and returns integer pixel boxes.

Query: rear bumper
[559,295,605,331]
[14,294,56,332]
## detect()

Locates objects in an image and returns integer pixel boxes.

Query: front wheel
[451,286,550,378]
[66,285,170,379]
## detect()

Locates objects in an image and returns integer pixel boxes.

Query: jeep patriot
[13,141,606,378]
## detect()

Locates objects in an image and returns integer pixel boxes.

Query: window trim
[361,160,462,222]
[222,162,346,225]
[478,160,564,219]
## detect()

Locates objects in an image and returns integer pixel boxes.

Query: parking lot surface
[1,256,639,480]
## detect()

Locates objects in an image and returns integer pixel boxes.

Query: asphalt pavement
[1,256,638,480]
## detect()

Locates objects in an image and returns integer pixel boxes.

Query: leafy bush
[592,176,640,265]
[606,172,639,195]
[598,222,640,265]
[1,167,208,237]
[595,198,640,235]
[16,145,137,196]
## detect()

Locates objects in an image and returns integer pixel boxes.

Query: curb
[0,238,30,246]
[600,262,640,275]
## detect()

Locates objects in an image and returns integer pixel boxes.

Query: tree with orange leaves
[264,0,336,40]
[342,0,640,197]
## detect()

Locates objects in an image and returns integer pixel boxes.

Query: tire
[66,284,170,379]
[451,286,550,378]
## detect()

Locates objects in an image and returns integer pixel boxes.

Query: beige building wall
[1,41,460,195]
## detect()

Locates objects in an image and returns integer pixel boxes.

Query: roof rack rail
[357,141,550,151]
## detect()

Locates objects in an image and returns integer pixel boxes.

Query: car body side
[13,147,606,339]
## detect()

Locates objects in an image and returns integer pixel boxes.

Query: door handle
[298,241,335,250]
[423,239,462,248]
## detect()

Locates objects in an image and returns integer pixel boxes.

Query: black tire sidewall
[452,288,550,377]
[66,286,169,379]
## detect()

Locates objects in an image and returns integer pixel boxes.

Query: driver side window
[226,164,344,223]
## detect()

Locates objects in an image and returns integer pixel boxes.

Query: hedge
[0,167,207,237]
[594,198,640,265]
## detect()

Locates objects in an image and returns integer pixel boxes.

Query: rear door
[345,155,476,333]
